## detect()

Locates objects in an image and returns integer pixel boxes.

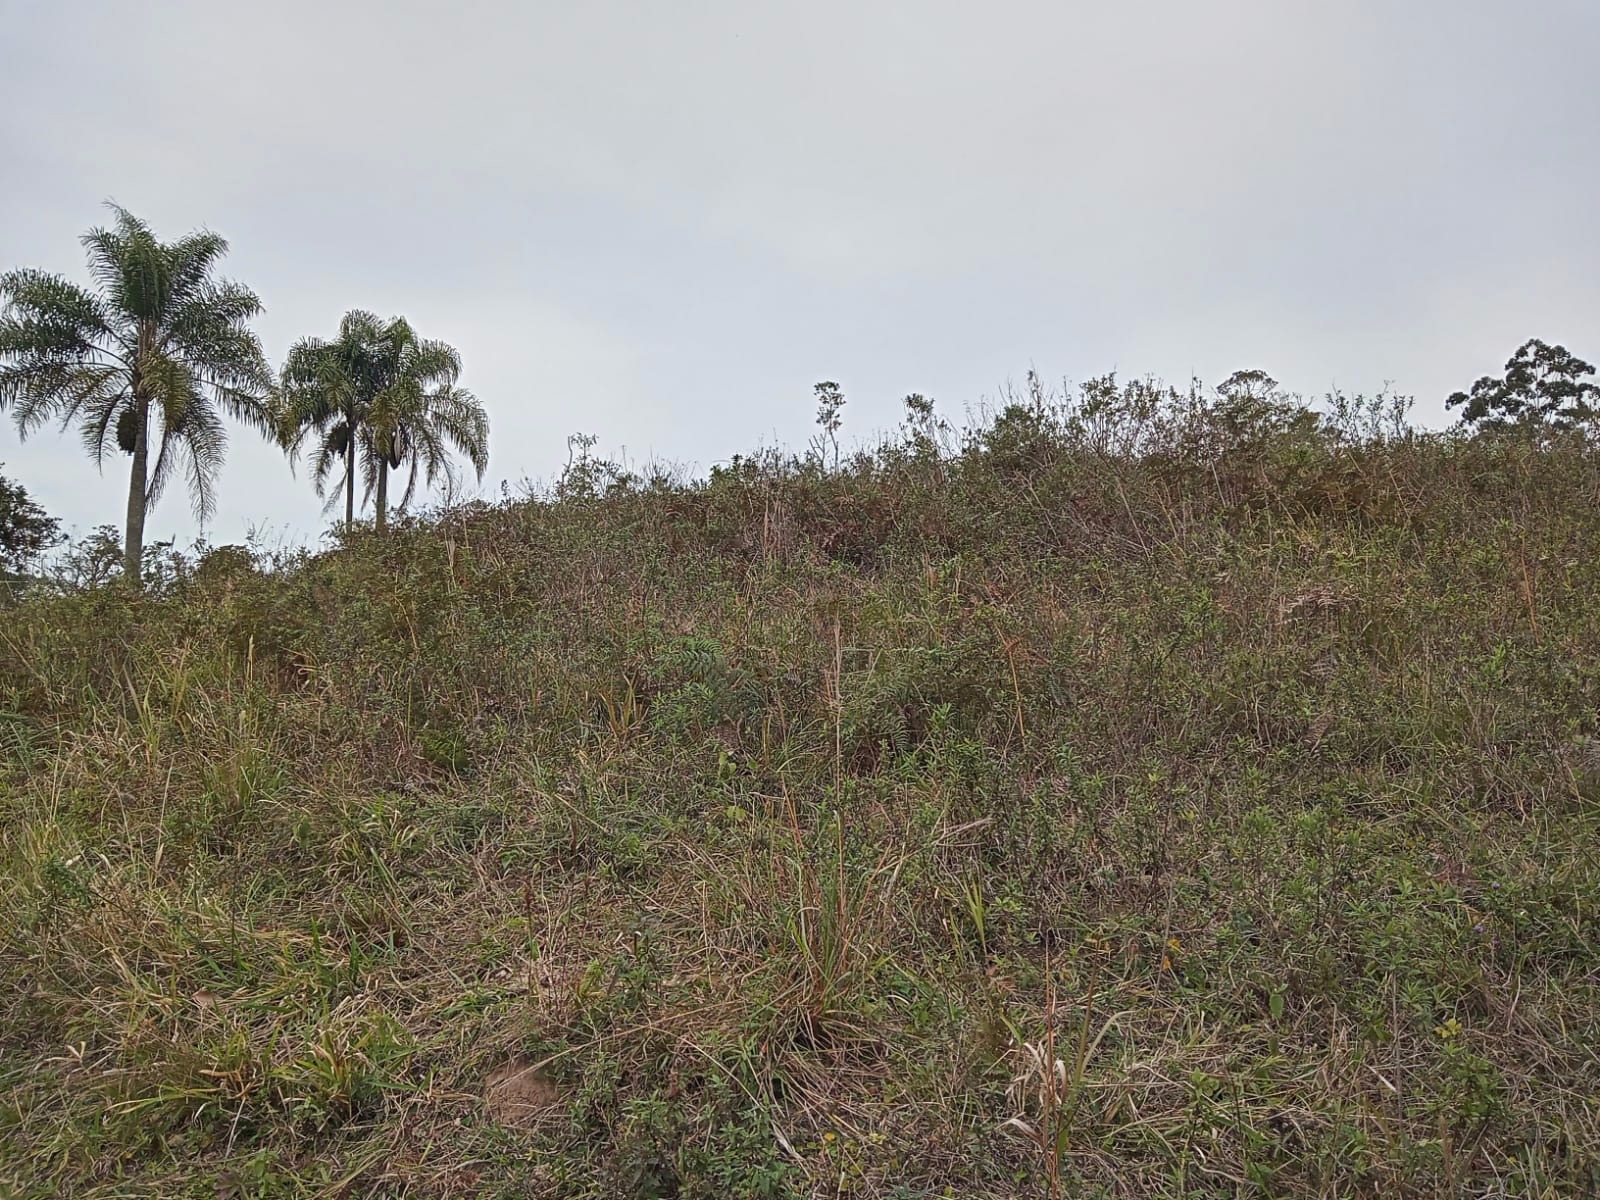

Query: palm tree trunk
[345,439,356,531]
[375,458,389,533]
[123,399,149,586]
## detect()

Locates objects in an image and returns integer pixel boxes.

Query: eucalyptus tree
[1447,339,1600,431]
[0,205,272,582]
[279,312,487,532]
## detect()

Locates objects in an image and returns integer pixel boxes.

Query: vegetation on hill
[2,377,1598,1198]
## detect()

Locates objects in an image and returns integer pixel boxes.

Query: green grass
[2,383,1599,1196]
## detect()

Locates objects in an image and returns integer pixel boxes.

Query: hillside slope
[4,391,1599,1197]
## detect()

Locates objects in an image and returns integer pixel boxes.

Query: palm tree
[364,326,488,532]
[279,312,487,532]
[0,205,272,582]
[278,310,385,532]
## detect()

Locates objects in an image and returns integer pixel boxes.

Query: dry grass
[2,383,1599,1196]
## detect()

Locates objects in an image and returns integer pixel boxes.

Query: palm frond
[432,386,491,476]
[164,229,231,308]
[76,388,128,469]
[0,269,128,432]
[308,423,353,498]
[166,283,272,431]
[139,348,229,523]
[0,269,113,339]
[84,205,169,322]
[404,337,463,388]
[167,391,228,522]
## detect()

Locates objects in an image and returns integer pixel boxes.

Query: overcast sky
[2,0,1597,549]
